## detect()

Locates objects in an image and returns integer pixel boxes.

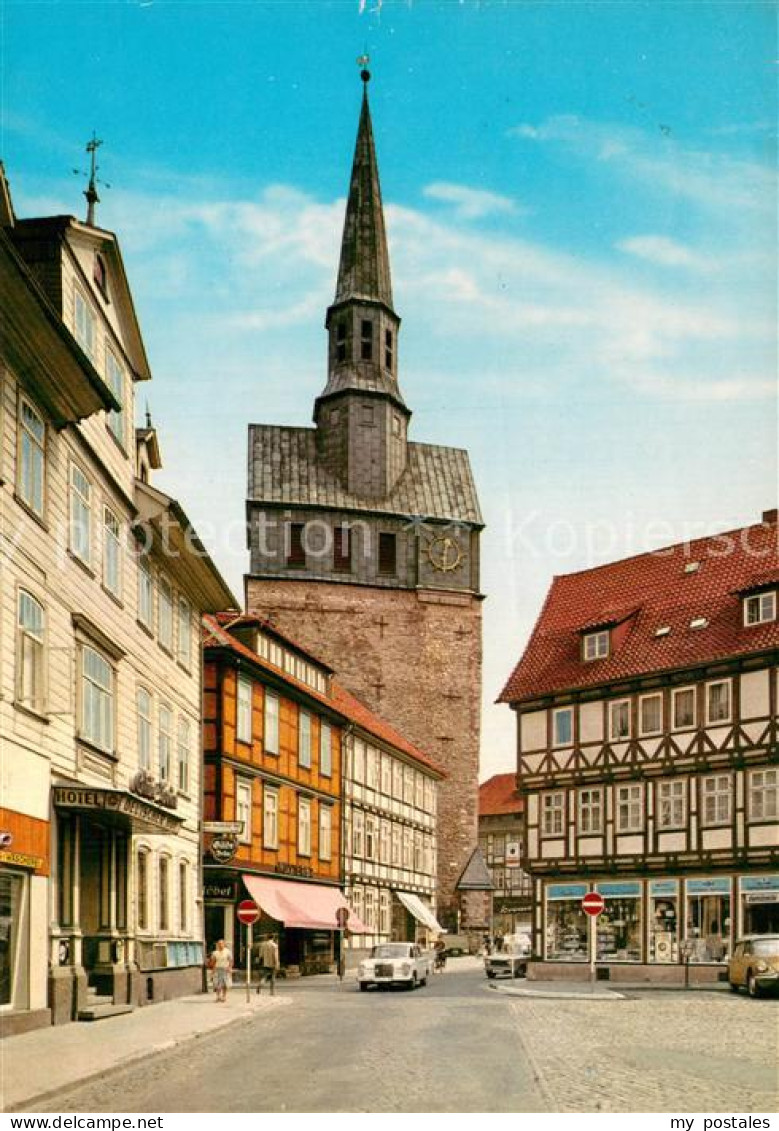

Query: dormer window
[360,319,373,360]
[583,630,609,661]
[336,321,347,363]
[744,591,776,625]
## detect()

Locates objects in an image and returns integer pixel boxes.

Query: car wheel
[513,966,523,979]
[420,974,428,986]
[487,971,496,979]
[411,973,418,990]
[747,972,760,998]
[359,982,368,992]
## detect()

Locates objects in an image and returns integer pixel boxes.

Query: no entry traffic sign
[237,899,261,925]
[582,891,605,917]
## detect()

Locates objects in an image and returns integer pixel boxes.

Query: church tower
[245,68,484,924]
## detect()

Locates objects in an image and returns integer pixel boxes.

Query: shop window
[158,704,172,781]
[686,884,731,962]
[749,769,777,821]
[649,883,679,963]
[545,892,588,961]
[541,791,564,836]
[80,645,114,754]
[672,687,696,730]
[320,723,332,777]
[298,711,312,768]
[102,506,122,597]
[552,707,573,747]
[237,676,252,743]
[17,590,45,713]
[177,717,190,794]
[596,887,642,961]
[706,680,731,724]
[0,872,24,1006]
[137,687,152,771]
[578,788,603,834]
[263,787,279,850]
[236,780,252,844]
[657,780,686,829]
[616,784,643,832]
[639,694,662,736]
[69,463,92,565]
[264,691,279,755]
[18,397,45,517]
[609,699,630,741]
[701,774,732,827]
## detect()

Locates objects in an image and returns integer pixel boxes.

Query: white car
[484,934,531,980]
[358,943,432,991]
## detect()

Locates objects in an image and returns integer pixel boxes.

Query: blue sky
[3,0,776,778]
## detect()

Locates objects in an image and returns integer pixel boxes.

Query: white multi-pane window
[105,348,125,446]
[364,888,376,930]
[349,886,364,925]
[744,591,776,625]
[352,809,364,857]
[616,784,644,832]
[706,680,731,724]
[320,723,332,777]
[158,856,169,932]
[102,506,122,597]
[138,555,154,629]
[236,779,252,844]
[402,828,413,869]
[415,772,424,809]
[158,704,172,781]
[177,598,191,669]
[609,699,631,740]
[177,717,190,794]
[17,590,45,712]
[298,711,312,768]
[352,739,365,783]
[365,814,376,860]
[319,806,332,861]
[578,788,603,834]
[74,290,96,360]
[379,819,390,864]
[702,774,732,826]
[583,630,609,660]
[379,889,391,934]
[392,760,403,799]
[70,464,92,564]
[18,398,45,516]
[391,824,402,866]
[80,646,114,753]
[639,694,662,736]
[137,687,152,770]
[413,830,423,871]
[423,835,433,875]
[158,578,173,651]
[749,769,777,820]
[237,677,252,744]
[380,754,391,794]
[553,706,573,746]
[366,747,378,790]
[298,796,312,856]
[541,791,564,836]
[263,787,279,849]
[657,780,686,828]
[672,687,696,730]
[404,765,414,803]
[179,862,188,933]
[264,691,279,754]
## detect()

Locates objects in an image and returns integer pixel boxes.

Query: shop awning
[394,891,445,934]
[242,875,370,933]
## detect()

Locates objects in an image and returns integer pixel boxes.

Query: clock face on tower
[427,534,464,573]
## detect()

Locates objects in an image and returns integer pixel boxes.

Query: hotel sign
[53,787,181,833]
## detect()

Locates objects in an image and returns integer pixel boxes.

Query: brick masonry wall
[245,577,482,920]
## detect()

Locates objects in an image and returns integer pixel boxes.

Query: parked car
[485,934,531,980]
[728,935,779,997]
[358,943,432,991]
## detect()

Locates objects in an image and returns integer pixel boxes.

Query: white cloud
[423,181,518,219]
[616,235,709,270]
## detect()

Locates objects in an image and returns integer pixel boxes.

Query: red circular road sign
[237,899,261,925]
[582,891,605,917]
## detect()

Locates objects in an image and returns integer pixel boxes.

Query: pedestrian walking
[256,934,280,995]
[209,939,232,1003]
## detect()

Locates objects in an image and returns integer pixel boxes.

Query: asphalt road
[38,959,547,1114]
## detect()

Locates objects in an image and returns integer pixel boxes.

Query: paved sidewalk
[1,987,289,1113]
[489,978,731,1000]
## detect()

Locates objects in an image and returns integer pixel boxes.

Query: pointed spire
[333,66,393,309]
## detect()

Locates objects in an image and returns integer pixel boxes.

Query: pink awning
[242,874,370,933]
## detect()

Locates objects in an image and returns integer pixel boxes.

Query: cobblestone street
[508,991,779,1113]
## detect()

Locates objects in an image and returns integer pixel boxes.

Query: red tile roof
[499,517,779,703]
[202,614,444,777]
[479,773,524,816]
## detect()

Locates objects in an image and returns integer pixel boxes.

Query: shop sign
[204,880,237,901]
[546,883,588,901]
[495,896,532,914]
[276,862,313,878]
[209,835,238,864]
[740,874,779,894]
[686,878,730,895]
[129,770,178,811]
[649,880,679,897]
[0,848,45,870]
[203,821,243,835]
[53,787,180,832]
[596,881,641,898]
[745,893,779,904]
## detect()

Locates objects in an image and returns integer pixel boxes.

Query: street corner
[485,980,626,1001]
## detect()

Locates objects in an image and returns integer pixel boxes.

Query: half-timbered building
[499,511,779,983]
[478,773,533,939]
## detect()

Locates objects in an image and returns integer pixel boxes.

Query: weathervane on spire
[73,132,110,227]
[357,53,371,84]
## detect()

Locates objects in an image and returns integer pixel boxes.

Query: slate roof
[499,515,779,704]
[455,846,495,891]
[202,614,444,777]
[479,773,524,816]
[247,424,483,526]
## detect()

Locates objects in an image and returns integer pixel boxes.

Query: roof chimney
[762,508,778,525]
